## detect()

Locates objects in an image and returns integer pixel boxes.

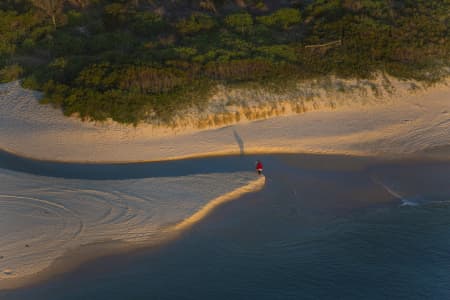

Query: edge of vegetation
[1,0,449,125]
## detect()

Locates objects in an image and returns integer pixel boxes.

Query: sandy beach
[0,79,449,290]
[0,79,449,162]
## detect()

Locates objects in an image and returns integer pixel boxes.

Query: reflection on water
[2,155,450,300]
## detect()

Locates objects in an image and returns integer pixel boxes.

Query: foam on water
[371,176,424,207]
[399,198,420,207]
[371,176,450,208]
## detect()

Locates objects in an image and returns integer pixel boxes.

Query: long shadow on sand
[233,128,245,155]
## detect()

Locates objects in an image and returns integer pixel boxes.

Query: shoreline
[1,150,448,291]
[2,153,448,293]
[0,77,449,290]
[0,78,449,163]
[0,166,264,291]
[1,145,449,170]
[3,155,449,300]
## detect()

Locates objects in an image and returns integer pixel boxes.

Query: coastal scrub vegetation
[1,0,449,124]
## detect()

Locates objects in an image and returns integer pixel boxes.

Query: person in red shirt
[256,160,263,175]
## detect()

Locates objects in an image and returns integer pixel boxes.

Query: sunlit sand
[0,79,448,162]
[0,78,448,290]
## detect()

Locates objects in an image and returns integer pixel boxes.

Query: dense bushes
[2,0,449,124]
[0,64,24,83]
[0,10,41,62]
[257,8,302,30]
[120,67,189,93]
[176,13,216,35]
[224,12,253,34]
[204,59,273,81]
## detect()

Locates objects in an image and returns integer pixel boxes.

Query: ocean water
[2,154,450,299]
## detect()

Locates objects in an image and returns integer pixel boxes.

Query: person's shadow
[233,128,245,155]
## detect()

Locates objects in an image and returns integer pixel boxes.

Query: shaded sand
[0,80,449,162]
[0,167,264,289]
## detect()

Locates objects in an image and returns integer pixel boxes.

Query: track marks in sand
[0,194,83,281]
[0,170,260,284]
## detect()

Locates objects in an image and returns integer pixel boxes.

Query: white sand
[0,168,264,287]
[0,80,449,162]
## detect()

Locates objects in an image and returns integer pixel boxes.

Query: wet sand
[0,152,265,290]
[2,153,448,296]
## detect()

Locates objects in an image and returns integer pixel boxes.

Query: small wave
[371,176,450,208]
[371,176,421,207]
[400,199,420,207]
[424,199,450,207]
[402,198,450,208]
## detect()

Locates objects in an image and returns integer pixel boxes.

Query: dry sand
[0,79,449,162]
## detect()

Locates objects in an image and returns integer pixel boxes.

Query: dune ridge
[1,77,449,163]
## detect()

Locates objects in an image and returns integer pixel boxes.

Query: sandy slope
[0,80,449,162]
[0,168,264,288]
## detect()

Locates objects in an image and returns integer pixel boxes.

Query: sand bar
[0,166,264,289]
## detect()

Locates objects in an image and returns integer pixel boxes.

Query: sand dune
[0,79,448,162]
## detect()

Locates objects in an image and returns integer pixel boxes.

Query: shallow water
[2,154,450,299]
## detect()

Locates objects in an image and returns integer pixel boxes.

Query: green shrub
[174,47,198,59]
[224,12,253,34]
[21,74,40,89]
[256,45,298,62]
[176,13,216,35]
[131,12,165,36]
[257,8,302,30]
[103,3,131,28]
[0,10,42,56]
[67,10,88,26]
[306,0,342,18]
[120,66,189,93]
[75,63,117,90]
[3,0,449,124]
[51,31,86,55]
[204,59,273,81]
[41,80,70,106]
[0,64,24,82]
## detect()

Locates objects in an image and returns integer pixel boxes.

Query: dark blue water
[1,153,450,299]
[0,149,263,179]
